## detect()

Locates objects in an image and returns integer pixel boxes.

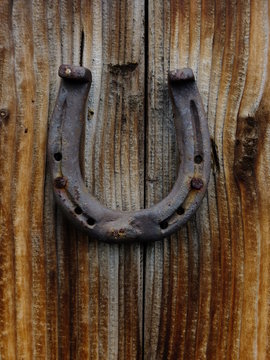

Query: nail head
[0,109,9,120]
[54,176,67,189]
[191,177,204,190]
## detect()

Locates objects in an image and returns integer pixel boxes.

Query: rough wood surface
[0,1,270,359]
[145,1,270,359]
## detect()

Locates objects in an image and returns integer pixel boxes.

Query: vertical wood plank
[81,1,145,357]
[0,1,17,359]
[145,0,270,359]
[255,6,270,359]
[31,1,50,358]
[12,1,36,357]
[234,1,268,358]
[0,1,144,358]
[43,1,146,359]
[44,1,62,358]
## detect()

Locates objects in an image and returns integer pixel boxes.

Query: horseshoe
[48,64,211,243]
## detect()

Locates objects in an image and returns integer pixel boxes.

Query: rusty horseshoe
[48,64,211,243]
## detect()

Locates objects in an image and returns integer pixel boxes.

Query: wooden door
[1,1,270,359]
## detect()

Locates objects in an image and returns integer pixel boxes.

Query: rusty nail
[191,177,204,190]
[54,176,67,189]
[0,109,9,120]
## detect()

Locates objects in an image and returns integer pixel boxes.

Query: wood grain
[0,0,145,359]
[145,0,270,359]
[0,1,17,359]
[44,0,145,359]
[1,1,270,359]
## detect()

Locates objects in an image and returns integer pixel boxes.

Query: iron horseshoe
[48,64,211,243]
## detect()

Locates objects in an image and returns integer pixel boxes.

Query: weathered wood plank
[145,1,270,359]
[0,1,17,359]
[43,0,146,359]
[235,1,269,358]
[31,1,50,358]
[255,4,270,358]
[1,1,270,359]
[83,2,145,358]
[12,1,36,357]
[0,0,145,358]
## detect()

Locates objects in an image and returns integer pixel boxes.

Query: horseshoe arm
[48,65,211,243]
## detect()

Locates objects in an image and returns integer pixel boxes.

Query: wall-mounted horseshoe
[48,64,211,243]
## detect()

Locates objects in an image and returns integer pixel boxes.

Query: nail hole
[54,152,62,161]
[87,217,95,226]
[74,206,82,215]
[194,155,203,164]
[160,221,168,229]
[176,206,185,215]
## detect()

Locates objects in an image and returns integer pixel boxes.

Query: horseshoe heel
[48,65,211,243]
